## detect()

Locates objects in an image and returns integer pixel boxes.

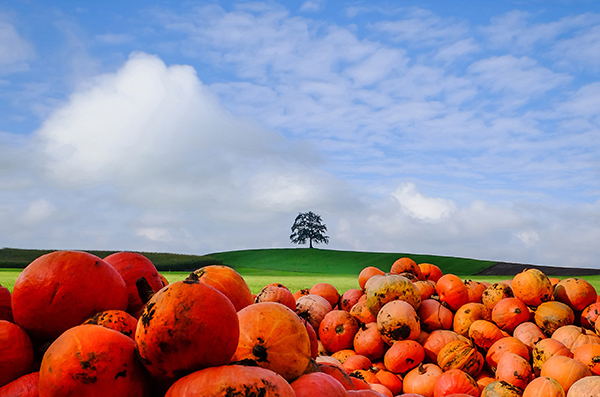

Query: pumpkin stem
[184,272,200,284]
[136,277,155,304]
[252,344,269,363]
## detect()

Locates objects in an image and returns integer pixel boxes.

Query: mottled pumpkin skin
[135,276,239,383]
[437,339,484,377]
[39,324,149,397]
[0,320,35,388]
[165,365,295,397]
[365,274,421,316]
[232,302,312,381]
[191,265,254,311]
[0,372,39,397]
[11,250,128,341]
[83,309,138,338]
[103,251,164,317]
[512,268,553,307]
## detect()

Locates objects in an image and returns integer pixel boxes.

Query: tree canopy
[290,211,329,248]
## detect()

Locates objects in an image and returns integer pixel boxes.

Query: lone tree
[290,211,329,248]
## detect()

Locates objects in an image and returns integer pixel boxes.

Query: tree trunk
[309,239,313,248]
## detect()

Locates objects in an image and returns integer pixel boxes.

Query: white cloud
[392,182,456,221]
[19,199,55,224]
[0,14,34,72]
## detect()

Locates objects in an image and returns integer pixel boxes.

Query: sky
[1,0,599,268]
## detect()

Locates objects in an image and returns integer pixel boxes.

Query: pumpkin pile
[2,252,600,396]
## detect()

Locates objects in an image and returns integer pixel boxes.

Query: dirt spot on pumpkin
[115,369,127,379]
[72,373,98,385]
[140,302,156,328]
[381,324,411,341]
[224,385,268,397]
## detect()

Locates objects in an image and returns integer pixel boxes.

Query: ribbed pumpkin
[103,251,164,317]
[403,363,444,397]
[0,372,39,397]
[255,284,297,311]
[83,309,138,338]
[437,339,484,377]
[365,274,421,316]
[436,274,469,311]
[232,302,311,381]
[135,274,239,383]
[532,338,573,376]
[419,298,454,332]
[11,250,128,341]
[522,376,565,397]
[553,278,597,312]
[534,301,575,336]
[552,325,600,352]
[423,330,468,363]
[353,322,387,361]
[319,310,360,353]
[0,320,34,388]
[512,268,553,307]
[540,355,592,393]
[296,294,333,330]
[432,369,479,397]
[495,352,533,390]
[291,372,348,396]
[190,265,254,311]
[164,365,295,396]
[39,324,149,396]
[452,303,490,337]
[0,284,12,322]
[376,299,421,344]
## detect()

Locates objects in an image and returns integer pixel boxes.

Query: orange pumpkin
[340,289,365,312]
[0,284,12,322]
[310,282,341,308]
[343,354,372,373]
[255,285,297,311]
[414,280,438,301]
[318,362,356,391]
[436,274,469,312]
[552,325,600,352]
[353,322,387,361]
[358,267,386,290]
[12,250,128,341]
[376,299,421,344]
[480,381,522,397]
[485,337,530,372]
[580,301,600,330]
[374,369,403,395]
[135,274,239,383]
[39,324,149,396]
[511,268,553,307]
[365,274,421,316]
[419,262,443,282]
[540,355,592,393]
[403,363,443,397]
[0,372,39,397]
[495,352,533,390]
[437,339,484,377]
[468,319,507,351]
[522,376,565,397]
[390,257,423,280]
[296,294,333,330]
[191,265,254,311]
[532,338,573,376]
[481,283,514,311]
[383,340,425,374]
[553,277,597,312]
[350,299,377,324]
[319,310,360,353]
[572,343,600,375]
[332,349,358,364]
[452,303,490,337]
[534,301,575,336]
[432,369,479,397]
[233,302,312,381]
[464,280,487,304]
[422,330,468,363]
[512,321,546,350]
[418,298,454,332]
[0,320,35,388]
[491,297,530,333]
[83,309,138,338]
[165,364,295,396]
[291,372,349,396]
[103,251,164,317]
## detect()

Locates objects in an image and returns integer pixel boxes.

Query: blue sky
[1,0,599,267]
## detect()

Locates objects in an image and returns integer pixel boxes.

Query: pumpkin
[318,362,356,391]
[233,302,312,381]
[340,289,365,312]
[390,257,423,280]
[255,285,297,311]
[491,297,530,333]
[465,280,488,304]
[384,340,425,374]
[11,250,128,341]
[475,370,496,391]
[0,372,39,397]
[423,330,469,363]
[291,372,349,396]
[332,349,358,363]
[432,369,480,397]
[480,381,522,397]
[83,309,138,338]
[365,274,421,316]
[485,337,530,372]
[377,299,421,344]
[374,369,403,395]
[300,318,319,359]
[511,268,553,307]
[482,283,514,311]
[103,251,164,317]
[436,274,469,312]
[414,280,438,301]
[553,278,597,312]
[403,363,444,397]
[580,301,600,330]
[39,324,148,396]
[532,338,573,376]
[512,321,546,350]
[165,364,295,396]
[347,390,387,396]
[419,262,443,282]
[419,299,454,332]
[540,355,592,393]
[495,352,533,390]
[522,376,565,397]
[437,339,484,377]
[0,320,35,388]
[572,343,600,375]
[319,310,360,353]
[343,355,372,373]
[190,265,254,311]
[353,322,387,361]
[552,325,600,352]
[294,288,310,301]
[369,383,393,396]
[350,299,378,324]
[358,267,386,290]
[135,274,239,383]
[310,282,341,308]
[534,301,575,336]
[296,294,333,330]
[468,320,507,351]
[453,303,490,337]
[0,284,13,322]
[565,376,600,397]
[349,369,379,384]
